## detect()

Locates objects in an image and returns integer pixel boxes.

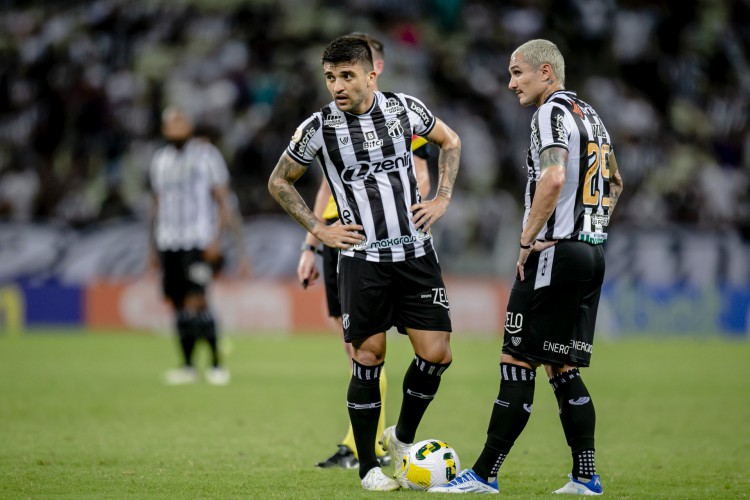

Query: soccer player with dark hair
[430,39,624,495]
[149,107,239,386]
[296,32,432,471]
[269,35,461,491]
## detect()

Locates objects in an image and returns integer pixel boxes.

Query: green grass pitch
[1,330,749,499]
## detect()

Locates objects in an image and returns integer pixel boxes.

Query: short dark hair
[348,32,384,61]
[321,36,373,70]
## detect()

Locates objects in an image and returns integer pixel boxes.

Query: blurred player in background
[431,39,624,495]
[149,107,245,386]
[297,32,432,471]
[269,35,461,491]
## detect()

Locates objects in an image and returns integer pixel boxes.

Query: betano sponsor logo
[293,126,315,153]
[409,101,431,126]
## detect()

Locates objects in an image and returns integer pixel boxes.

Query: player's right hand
[314,221,365,250]
[297,250,320,289]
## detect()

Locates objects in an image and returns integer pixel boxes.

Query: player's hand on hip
[316,220,365,250]
[411,196,449,231]
[516,240,556,281]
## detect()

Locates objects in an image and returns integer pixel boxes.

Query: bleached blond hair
[512,39,566,86]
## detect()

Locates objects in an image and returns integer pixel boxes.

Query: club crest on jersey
[324,112,345,128]
[384,98,404,114]
[339,136,349,146]
[363,130,384,150]
[386,119,404,139]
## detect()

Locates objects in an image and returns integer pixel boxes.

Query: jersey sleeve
[401,94,436,137]
[149,148,164,193]
[535,103,569,153]
[285,113,323,165]
[204,143,230,186]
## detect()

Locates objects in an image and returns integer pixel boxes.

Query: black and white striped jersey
[524,90,614,244]
[150,138,229,251]
[286,91,437,263]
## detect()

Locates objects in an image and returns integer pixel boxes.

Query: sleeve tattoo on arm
[436,146,460,199]
[269,154,319,232]
[539,147,568,171]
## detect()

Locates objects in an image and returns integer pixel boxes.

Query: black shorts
[502,241,605,367]
[159,249,212,306]
[338,252,452,342]
[322,239,341,318]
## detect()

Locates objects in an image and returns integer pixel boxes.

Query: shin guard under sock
[348,359,383,478]
[176,310,197,366]
[473,363,536,480]
[196,310,219,367]
[396,354,451,443]
[550,368,597,480]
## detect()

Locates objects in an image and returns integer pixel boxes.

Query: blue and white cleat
[428,468,499,494]
[553,474,603,495]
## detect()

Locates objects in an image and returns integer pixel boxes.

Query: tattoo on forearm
[269,155,318,232]
[436,146,460,199]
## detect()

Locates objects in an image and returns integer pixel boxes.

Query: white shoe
[205,367,231,386]
[361,467,400,491]
[428,468,499,494]
[164,367,199,385]
[380,426,411,484]
[553,474,603,495]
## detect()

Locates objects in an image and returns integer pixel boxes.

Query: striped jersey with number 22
[286,91,437,263]
[525,90,614,244]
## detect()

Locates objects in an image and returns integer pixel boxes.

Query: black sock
[550,368,597,480]
[396,355,451,443]
[176,310,197,367]
[473,363,536,480]
[348,359,383,479]
[196,310,220,367]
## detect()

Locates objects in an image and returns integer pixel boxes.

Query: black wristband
[301,243,323,255]
[520,240,534,250]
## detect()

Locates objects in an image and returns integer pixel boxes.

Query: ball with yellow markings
[397,439,461,490]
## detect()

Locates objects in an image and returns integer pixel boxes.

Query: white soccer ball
[397,439,461,490]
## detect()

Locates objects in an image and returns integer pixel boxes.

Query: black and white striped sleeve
[285,114,323,165]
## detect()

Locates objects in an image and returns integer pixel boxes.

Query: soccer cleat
[381,426,411,469]
[361,466,400,491]
[553,474,603,495]
[428,468,499,494]
[316,445,359,469]
[205,367,231,386]
[163,366,199,385]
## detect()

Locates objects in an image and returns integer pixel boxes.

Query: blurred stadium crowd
[0,0,748,255]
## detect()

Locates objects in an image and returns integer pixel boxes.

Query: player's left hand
[516,240,556,281]
[410,196,449,232]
